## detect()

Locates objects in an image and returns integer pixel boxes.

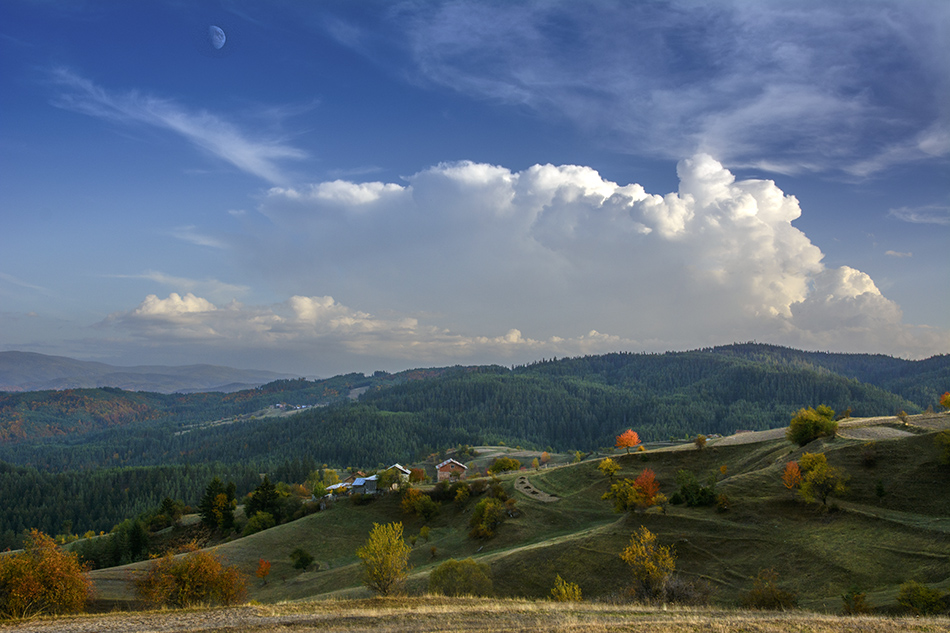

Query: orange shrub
[134,548,246,607]
[0,529,91,619]
[782,461,802,490]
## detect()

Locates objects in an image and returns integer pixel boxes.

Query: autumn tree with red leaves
[0,529,91,619]
[256,559,271,585]
[633,469,661,507]
[616,429,641,454]
[603,469,666,513]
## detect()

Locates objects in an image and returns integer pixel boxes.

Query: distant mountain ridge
[0,351,297,394]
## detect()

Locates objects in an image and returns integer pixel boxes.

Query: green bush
[896,580,945,615]
[935,430,950,466]
[786,406,838,446]
[351,492,375,506]
[290,548,314,570]
[242,511,275,537]
[428,558,493,597]
[487,457,521,475]
[469,498,506,539]
[797,452,848,506]
[675,470,715,507]
[453,484,471,507]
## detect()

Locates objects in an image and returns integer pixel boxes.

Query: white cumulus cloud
[116,155,946,369]
[132,292,216,317]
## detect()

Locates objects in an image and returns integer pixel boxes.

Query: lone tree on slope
[616,429,641,454]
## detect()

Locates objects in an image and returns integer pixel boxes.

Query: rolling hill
[0,344,946,551]
[0,350,296,394]
[84,411,950,614]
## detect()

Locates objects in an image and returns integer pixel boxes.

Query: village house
[341,471,366,486]
[436,458,468,481]
[385,463,411,482]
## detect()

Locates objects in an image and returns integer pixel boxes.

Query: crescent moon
[209,25,226,50]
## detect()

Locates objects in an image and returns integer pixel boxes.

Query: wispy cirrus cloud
[888,205,950,226]
[342,0,950,178]
[0,272,48,293]
[49,68,307,185]
[170,225,228,249]
[110,271,249,304]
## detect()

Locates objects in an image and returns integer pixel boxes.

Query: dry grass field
[3,597,949,633]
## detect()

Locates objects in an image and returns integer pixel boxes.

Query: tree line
[0,460,318,551]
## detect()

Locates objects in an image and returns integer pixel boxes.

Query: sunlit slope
[90,412,950,612]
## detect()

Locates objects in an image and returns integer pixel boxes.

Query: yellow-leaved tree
[620,526,675,602]
[597,457,620,480]
[356,522,411,596]
[797,452,847,506]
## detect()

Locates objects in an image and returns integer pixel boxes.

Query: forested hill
[0,345,945,546]
[0,374,396,443]
[513,344,949,408]
[702,343,949,405]
[1,344,945,473]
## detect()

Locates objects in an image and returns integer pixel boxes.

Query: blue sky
[1,1,948,376]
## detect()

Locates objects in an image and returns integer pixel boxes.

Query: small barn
[351,475,378,495]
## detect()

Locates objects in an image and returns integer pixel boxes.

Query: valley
[0,344,948,625]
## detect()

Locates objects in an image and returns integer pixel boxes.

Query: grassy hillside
[90,412,950,614]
